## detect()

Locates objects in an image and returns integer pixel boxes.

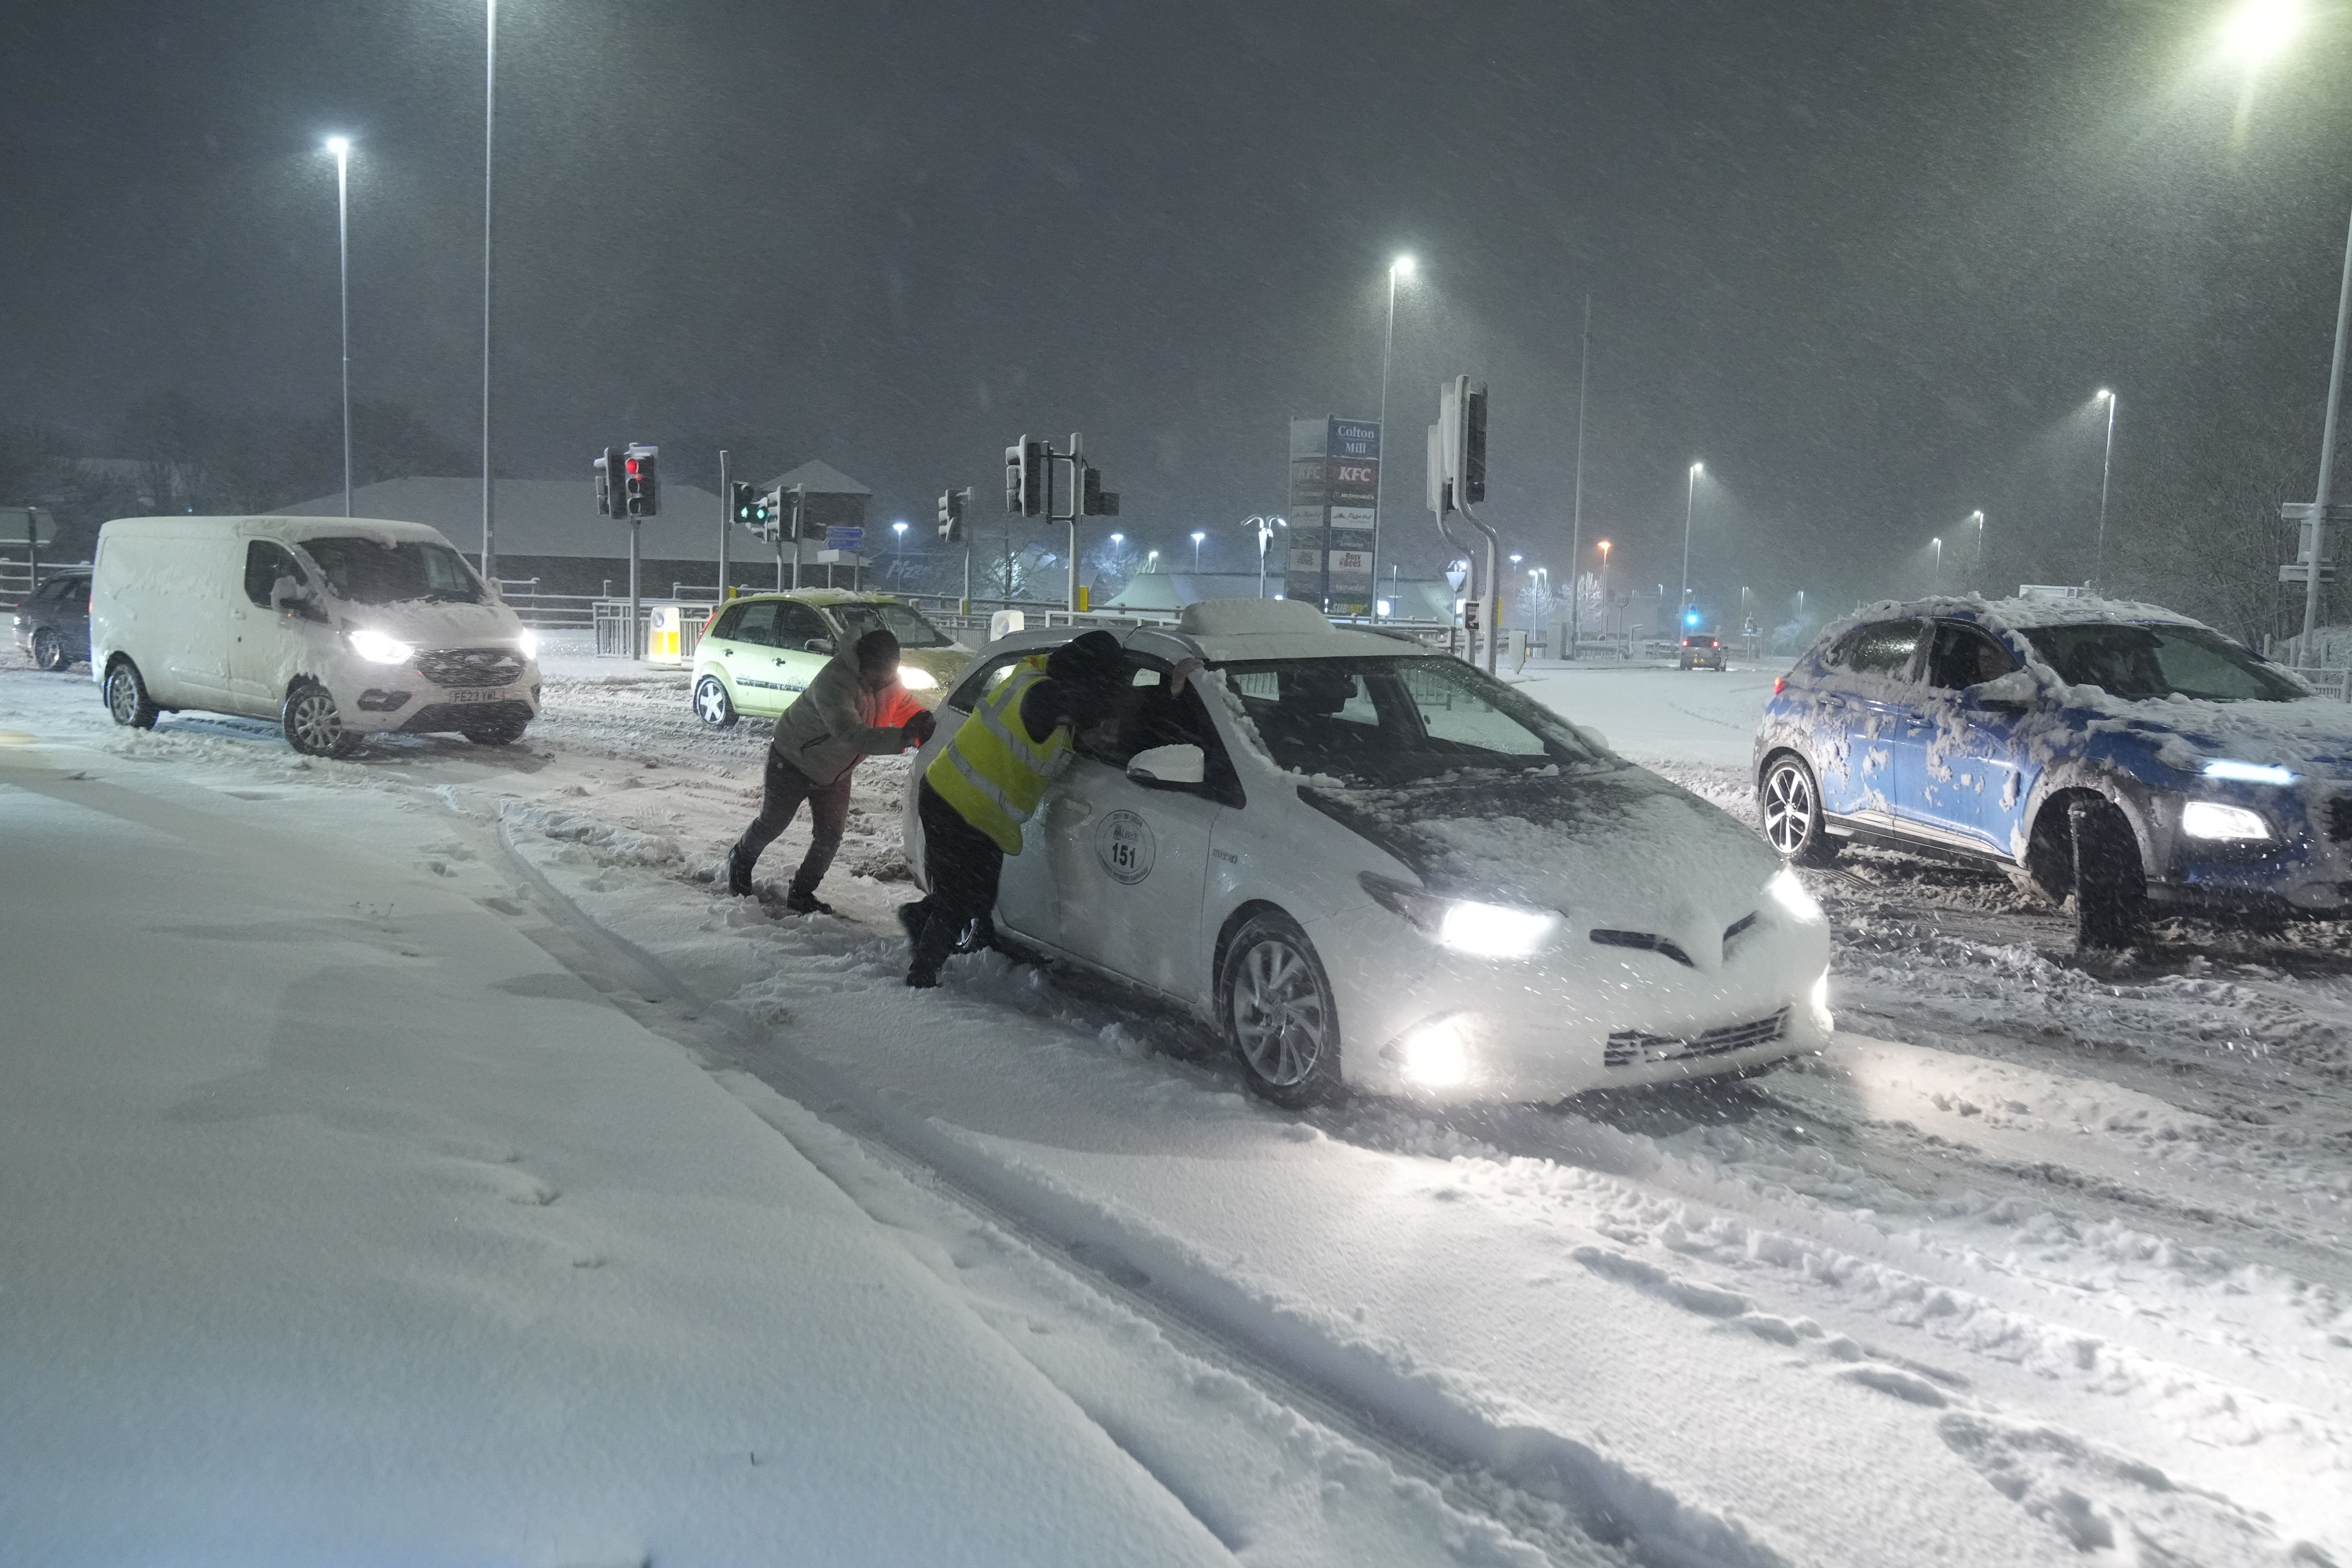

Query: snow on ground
[6,641,2349,1565]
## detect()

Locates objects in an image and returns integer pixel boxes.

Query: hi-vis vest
[926,654,1074,853]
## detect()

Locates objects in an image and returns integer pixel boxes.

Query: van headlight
[515,629,540,661]
[2181,800,2270,841]
[898,665,937,692]
[348,628,416,665]
[1361,873,1563,958]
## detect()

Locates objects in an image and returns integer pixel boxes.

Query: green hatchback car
[690,590,974,728]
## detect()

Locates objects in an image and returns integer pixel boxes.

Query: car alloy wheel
[694,674,737,728]
[1761,754,1839,866]
[105,659,158,729]
[1222,913,1343,1107]
[32,628,67,671]
[283,681,354,758]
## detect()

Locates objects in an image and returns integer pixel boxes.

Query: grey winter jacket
[770,652,908,786]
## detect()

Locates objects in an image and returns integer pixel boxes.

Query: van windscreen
[301,537,486,605]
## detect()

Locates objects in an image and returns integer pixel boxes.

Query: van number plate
[448,688,503,704]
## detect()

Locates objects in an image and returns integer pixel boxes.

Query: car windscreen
[1217,655,1604,784]
[299,537,487,606]
[831,600,953,648]
[2020,622,2304,702]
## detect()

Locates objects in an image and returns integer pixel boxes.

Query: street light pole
[1597,539,1612,637]
[479,0,498,585]
[1570,292,1590,656]
[2301,204,2352,645]
[1932,536,1943,590]
[2093,389,2116,592]
[325,137,352,517]
[1191,530,1206,573]
[1372,256,1411,617]
[1971,509,1986,591]
[1680,461,1702,625]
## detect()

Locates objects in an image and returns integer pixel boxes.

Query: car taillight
[1773,676,1787,695]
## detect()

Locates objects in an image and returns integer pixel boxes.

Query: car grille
[2330,795,2352,844]
[1592,912,1759,969]
[1605,1008,1789,1069]
[415,647,526,688]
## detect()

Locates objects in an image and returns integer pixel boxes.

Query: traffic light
[731,480,776,537]
[620,443,659,518]
[1005,436,1045,517]
[594,447,619,517]
[1459,383,1487,506]
[937,487,965,543]
[782,484,811,540]
[1080,465,1119,517]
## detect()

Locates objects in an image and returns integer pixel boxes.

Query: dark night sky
[5,0,2349,615]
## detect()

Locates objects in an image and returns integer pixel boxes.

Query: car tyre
[1760,753,1840,866]
[32,627,70,671]
[1220,911,1344,1109]
[693,674,737,728]
[103,657,159,730]
[283,680,357,758]
[461,715,529,746]
[2069,795,2144,951]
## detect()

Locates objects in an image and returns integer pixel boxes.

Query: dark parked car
[1679,635,1726,670]
[11,570,90,671]
[1754,594,2352,946]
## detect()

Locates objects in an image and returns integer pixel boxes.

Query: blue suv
[1754,596,2352,946]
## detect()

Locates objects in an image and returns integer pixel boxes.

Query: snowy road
[4,648,2346,1566]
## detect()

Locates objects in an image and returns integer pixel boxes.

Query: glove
[1168,657,1206,695]
[900,710,938,748]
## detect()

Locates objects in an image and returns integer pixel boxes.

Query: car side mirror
[1127,742,1206,788]
[1966,670,2038,716]
[804,637,835,655]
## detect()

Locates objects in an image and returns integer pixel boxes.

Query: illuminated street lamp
[323,136,352,517]
[1970,509,1986,588]
[2093,390,2116,592]
[1596,538,1612,635]
[2220,0,2301,65]
[1931,536,1944,590]
[892,520,908,554]
[1241,515,1285,598]
[1191,529,1207,572]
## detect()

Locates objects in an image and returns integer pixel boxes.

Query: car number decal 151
[1095,809,1156,885]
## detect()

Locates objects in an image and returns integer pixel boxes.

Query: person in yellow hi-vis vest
[898,629,1129,987]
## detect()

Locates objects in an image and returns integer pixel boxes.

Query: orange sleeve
[876,686,926,730]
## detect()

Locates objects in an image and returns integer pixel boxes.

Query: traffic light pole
[717,449,730,601]
[628,519,642,661]
[1063,434,1080,613]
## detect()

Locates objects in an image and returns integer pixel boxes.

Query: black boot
[897,901,928,945]
[784,886,835,916]
[725,844,754,897]
[906,908,959,988]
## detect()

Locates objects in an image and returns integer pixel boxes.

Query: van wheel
[2069,796,2145,951]
[104,658,158,729]
[283,681,356,758]
[693,675,737,728]
[1760,753,1840,866]
[32,628,70,671]
[1220,911,1343,1108]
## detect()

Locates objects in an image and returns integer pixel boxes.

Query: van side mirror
[1127,742,1206,788]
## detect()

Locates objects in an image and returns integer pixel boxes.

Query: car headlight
[515,629,540,661]
[2201,759,2294,786]
[898,665,937,692]
[1361,873,1563,958]
[1766,866,1824,924]
[1397,1018,1472,1087]
[348,628,416,665]
[2181,800,2270,841]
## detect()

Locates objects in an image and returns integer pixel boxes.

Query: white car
[90,515,541,757]
[905,599,1831,1105]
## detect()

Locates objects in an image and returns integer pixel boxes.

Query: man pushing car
[727,627,935,913]
[898,628,1132,987]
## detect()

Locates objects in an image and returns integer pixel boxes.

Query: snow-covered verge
[9,650,2351,1565]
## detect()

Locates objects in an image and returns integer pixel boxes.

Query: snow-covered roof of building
[275,477,726,561]
[761,460,870,496]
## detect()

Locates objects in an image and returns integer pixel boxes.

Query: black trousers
[907,778,1005,978]
[733,751,853,897]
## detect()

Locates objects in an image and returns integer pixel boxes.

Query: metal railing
[0,557,91,611]
[490,578,601,629]
[2290,665,2351,701]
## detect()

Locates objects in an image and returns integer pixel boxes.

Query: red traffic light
[625,458,642,476]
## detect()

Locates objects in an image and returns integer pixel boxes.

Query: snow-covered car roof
[971,599,1425,667]
[102,514,461,548]
[728,588,933,610]
[1816,591,2206,648]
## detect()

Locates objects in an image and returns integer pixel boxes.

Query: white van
[90,515,542,757]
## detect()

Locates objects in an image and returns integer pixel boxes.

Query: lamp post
[893,519,908,561]
[479,0,499,584]
[1596,538,1612,638]
[1372,255,1413,615]
[1570,293,1591,655]
[1191,530,1206,573]
[2092,390,2116,592]
[1679,461,1702,624]
[1147,549,1159,573]
[1242,515,1284,597]
[324,136,352,517]
[1932,536,1944,591]
[1970,509,1986,590]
